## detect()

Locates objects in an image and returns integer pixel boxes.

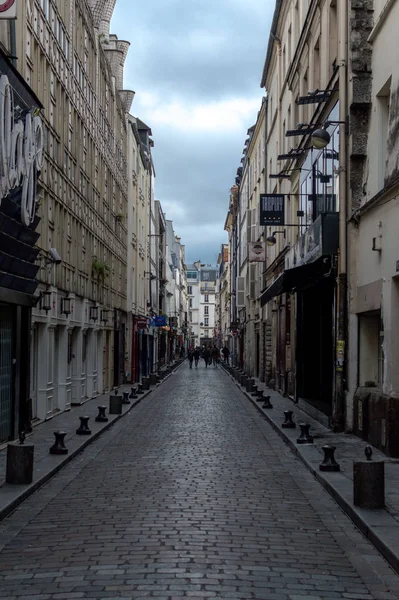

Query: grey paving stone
[0,366,398,599]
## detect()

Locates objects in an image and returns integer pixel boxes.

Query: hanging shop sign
[248,241,266,262]
[0,72,44,225]
[136,318,148,330]
[259,193,285,226]
[0,0,17,19]
[153,315,167,327]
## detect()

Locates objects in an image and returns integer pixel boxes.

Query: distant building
[187,262,218,347]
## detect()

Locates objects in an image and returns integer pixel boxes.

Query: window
[359,312,384,387]
[204,294,209,302]
[189,299,192,308]
[187,271,197,279]
[377,77,391,190]
[204,317,209,326]
[204,306,209,315]
[188,286,192,295]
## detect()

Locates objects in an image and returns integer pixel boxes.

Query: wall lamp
[89,305,98,322]
[38,288,52,313]
[266,231,286,246]
[61,296,72,315]
[144,271,157,281]
[311,120,348,149]
[101,309,110,323]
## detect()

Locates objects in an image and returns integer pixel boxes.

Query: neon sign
[0,74,44,226]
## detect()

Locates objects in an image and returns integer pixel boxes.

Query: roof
[136,118,153,135]
[260,0,283,88]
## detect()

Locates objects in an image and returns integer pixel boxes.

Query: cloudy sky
[111,0,273,265]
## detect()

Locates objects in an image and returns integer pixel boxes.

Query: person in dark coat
[202,347,211,368]
[187,348,193,368]
[221,345,230,365]
[193,347,200,368]
[211,346,220,367]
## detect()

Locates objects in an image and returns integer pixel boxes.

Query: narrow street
[0,364,398,600]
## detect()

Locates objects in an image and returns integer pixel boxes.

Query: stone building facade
[348,0,399,456]
[14,0,132,421]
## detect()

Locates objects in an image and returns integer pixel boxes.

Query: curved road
[0,363,398,599]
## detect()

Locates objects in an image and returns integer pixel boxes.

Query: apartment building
[13,0,132,422]
[348,0,399,456]
[216,244,230,348]
[0,20,44,442]
[187,262,217,347]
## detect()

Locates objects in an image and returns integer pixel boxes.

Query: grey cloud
[111,0,273,263]
[115,0,270,101]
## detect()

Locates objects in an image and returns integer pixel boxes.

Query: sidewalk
[0,360,185,522]
[222,365,399,576]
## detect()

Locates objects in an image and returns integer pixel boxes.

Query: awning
[260,273,286,306]
[260,257,332,307]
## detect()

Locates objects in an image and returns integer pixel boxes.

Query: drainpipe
[333,0,348,431]
[9,20,16,66]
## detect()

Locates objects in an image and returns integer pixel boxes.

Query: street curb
[0,360,185,523]
[221,367,399,577]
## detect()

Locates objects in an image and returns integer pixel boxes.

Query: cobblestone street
[1,364,399,600]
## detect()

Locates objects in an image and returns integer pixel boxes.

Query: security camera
[49,248,62,264]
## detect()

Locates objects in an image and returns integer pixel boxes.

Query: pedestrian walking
[202,347,211,368]
[221,345,230,365]
[193,347,200,368]
[212,346,220,367]
[187,348,193,368]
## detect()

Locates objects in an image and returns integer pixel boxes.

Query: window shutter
[252,207,257,242]
[236,276,246,307]
[249,264,257,299]
[246,208,252,243]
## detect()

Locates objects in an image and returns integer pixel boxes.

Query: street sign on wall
[259,194,285,226]
[0,0,17,19]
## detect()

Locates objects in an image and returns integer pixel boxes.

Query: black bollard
[256,390,265,402]
[297,422,313,444]
[262,395,273,409]
[95,405,108,422]
[76,416,91,435]
[319,445,340,472]
[137,383,144,394]
[282,410,296,429]
[114,388,119,395]
[50,431,68,455]
[246,378,255,393]
[122,391,131,405]
[251,385,259,397]
[129,387,137,399]
[6,442,34,484]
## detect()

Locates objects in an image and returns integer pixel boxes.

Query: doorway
[0,304,14,442]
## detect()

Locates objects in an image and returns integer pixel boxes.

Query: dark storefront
[0,50,43,441]
[261,213,339,420]
[113,309,126,387]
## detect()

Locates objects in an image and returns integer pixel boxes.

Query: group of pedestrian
[187,344,230,369]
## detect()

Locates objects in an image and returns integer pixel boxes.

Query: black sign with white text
[260,194,285,226]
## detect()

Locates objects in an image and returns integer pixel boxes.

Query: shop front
[261,213,339,422]
[0,50,43,441]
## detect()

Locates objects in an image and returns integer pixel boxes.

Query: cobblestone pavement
[1,364,399,600]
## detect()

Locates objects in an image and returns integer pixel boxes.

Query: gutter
[260,0,283,88]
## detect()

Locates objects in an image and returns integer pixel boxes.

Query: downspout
[333,0,348,431]
[262,96,269,383]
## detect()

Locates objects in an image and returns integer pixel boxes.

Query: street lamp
[266,230,286,246]
[311,120,348,149]
[311,127,331,149]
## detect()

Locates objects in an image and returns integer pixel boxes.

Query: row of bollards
[221,362,385,509]
[5,361,188,487]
